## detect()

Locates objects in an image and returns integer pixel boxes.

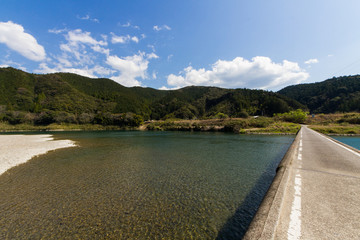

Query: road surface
[275,126,360,239]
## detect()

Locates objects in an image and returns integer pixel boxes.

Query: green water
[0,131,293,239]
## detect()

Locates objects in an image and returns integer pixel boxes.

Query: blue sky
[1,0,360,91]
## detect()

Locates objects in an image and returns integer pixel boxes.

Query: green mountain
[0,67,305,125]
[278,75,360,113]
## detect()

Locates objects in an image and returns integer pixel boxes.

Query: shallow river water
[333,136,360,150]
[0,131,293,239]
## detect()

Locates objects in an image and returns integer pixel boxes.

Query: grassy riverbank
[307,113,360,135]
[0,117,300,134]
[1,112,359,135]
[145,118,300,134]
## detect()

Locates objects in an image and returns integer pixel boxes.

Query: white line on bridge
[288,132,303,240]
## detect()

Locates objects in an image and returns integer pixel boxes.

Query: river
[0,131,294,239]
[332,136,360,150]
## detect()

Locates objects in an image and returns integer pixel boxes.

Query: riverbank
[308,124,360,135]
[1,112,359,135]
[0,118,301,134]
[306,113,360,135]
[0,134,76,176]
[145,118,301,134]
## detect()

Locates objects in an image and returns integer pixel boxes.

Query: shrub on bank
[338,113,360,124]
[274,109,308,123]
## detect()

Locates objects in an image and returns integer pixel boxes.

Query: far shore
[0,119,360,136]
[0,134,76,176]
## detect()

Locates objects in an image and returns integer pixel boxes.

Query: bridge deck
[245,126,360,239]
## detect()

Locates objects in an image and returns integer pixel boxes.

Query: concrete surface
[244,126,360,239]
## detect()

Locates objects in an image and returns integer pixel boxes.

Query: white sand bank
[0,134,76,176]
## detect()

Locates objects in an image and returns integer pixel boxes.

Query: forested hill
[0,67,304,125]
[278,75,360,113]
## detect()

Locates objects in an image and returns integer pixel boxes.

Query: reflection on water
[0,131,293,239]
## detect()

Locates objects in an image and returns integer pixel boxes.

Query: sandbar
[0,134,76,176]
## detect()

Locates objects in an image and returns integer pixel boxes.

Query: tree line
[0,67,315,127]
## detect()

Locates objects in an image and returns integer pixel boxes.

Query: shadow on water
[216,158,280,239]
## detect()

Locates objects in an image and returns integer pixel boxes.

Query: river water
[332,136,360,150]
[0,131,293,239]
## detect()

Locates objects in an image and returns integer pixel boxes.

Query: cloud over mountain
[106,52,159,87]
[167,56,309,91]
[0,21,46,61]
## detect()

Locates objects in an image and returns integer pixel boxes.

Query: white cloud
[35,63,114,78]
[77,14,99,23]
[56,55,72,67]
[152,71,157,79]
[111,33,129,44]
[67,29,107,46]
[0,64,9,68]
[92,65,116,75]
[36,28,115,79]
[159,86,180,90]
[119,21,140,29]
[0,60,27,71]
[111,33,140,44]
[0,21,46,61]
[146,52,159,60]
[166,56,309,91]
[36,63,95,78]
[153,25,171,31]
[55,29,110,67]
[304,58,319,64]
[147,44,156,52]
[106,52,158,87]
[91,45,110,55]
[121,22,131,27]
[59,42,94,66]
[59,43,72,52]
[48,28,68,34]
[131,36,139,43]
[101,34,108,41]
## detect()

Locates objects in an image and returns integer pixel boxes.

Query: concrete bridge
[244,126,360,239]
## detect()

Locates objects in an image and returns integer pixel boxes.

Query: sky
[1,0,360,91]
